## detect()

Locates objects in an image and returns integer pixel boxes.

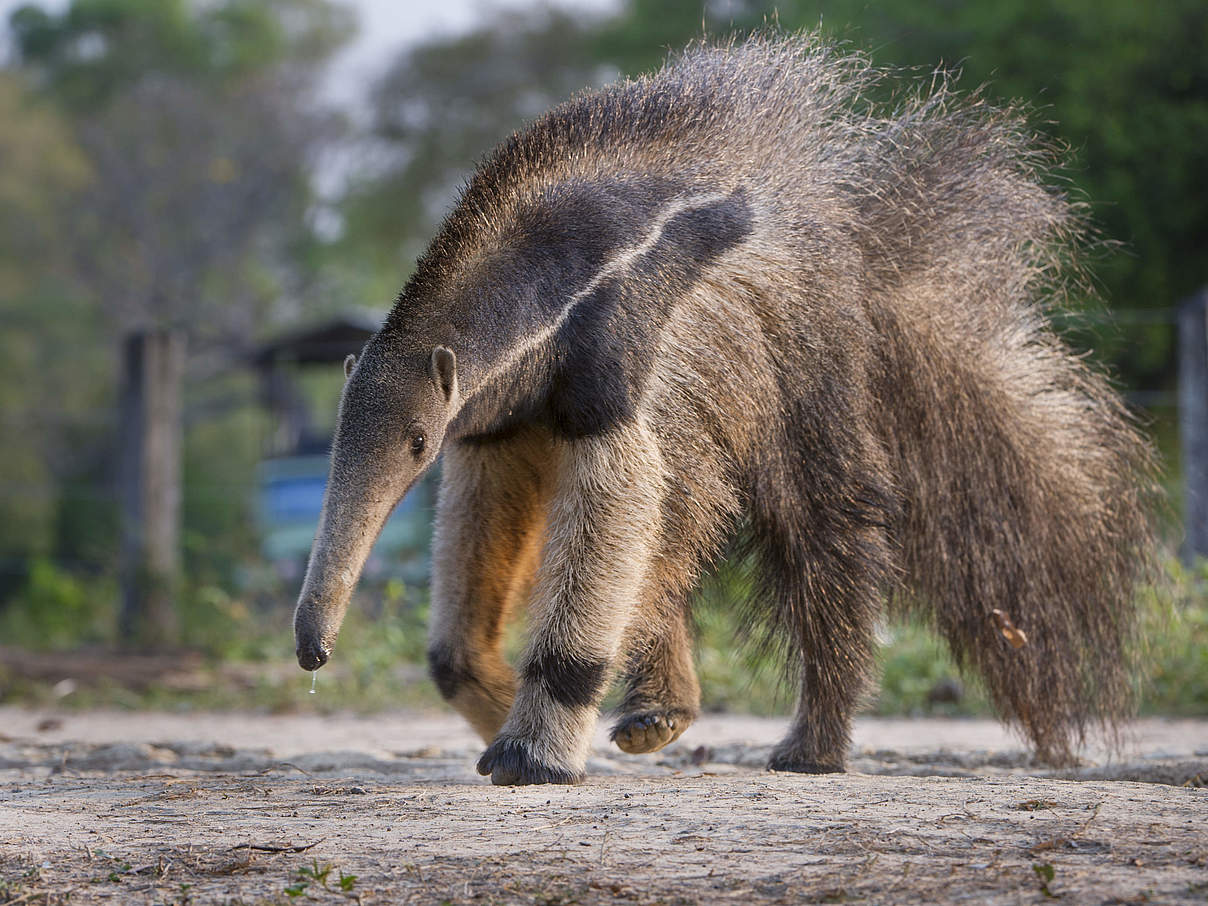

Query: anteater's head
[293,337,458,671]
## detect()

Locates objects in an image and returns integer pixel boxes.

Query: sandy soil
[1,707,1205,905]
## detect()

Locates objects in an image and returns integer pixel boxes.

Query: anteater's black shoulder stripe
[427,186,755,438]
[545,187,754,437]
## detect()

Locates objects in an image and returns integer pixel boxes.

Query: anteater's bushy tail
[845,64,1160,764]
[680,35,1161,764]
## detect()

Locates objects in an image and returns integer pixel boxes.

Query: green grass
[1138,559,1208,715]
[1,559,1205,719]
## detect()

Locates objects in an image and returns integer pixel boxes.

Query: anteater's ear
[430,346,457,402]
[343,354,356,379]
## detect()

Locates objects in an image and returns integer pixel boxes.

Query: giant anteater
[294,34,1157,785]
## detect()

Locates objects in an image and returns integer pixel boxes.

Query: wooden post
[1179,288,1208,563]
[119,329,185,645]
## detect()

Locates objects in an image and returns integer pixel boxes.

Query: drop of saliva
[309,670,318,695]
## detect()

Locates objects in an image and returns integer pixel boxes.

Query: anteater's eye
[410,433,426,457]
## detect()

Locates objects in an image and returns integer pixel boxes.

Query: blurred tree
[9,0,350,108]
[0,73,93,600]
[10,0,353,341]
[5,0,354,644]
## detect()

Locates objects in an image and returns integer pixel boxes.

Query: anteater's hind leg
[756,414,895,773]
[611,603,700,754]
[767,578,880,773]
[427,430,552,743]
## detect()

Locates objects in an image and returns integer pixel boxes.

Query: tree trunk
[118,329,184,646]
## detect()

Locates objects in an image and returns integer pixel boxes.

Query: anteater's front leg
[427,431,552,743]
[477,423,664,785]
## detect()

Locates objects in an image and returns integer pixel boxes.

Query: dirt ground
[1,708,1205,905]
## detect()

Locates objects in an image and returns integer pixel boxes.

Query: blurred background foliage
[0,0,1204,715]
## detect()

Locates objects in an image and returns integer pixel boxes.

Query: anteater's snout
[296,640,329,671]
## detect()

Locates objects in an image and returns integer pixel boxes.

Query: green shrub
[0,557,115,649]
[1138,558,1208,715]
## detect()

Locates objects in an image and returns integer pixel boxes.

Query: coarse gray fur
[293,33,1159,784]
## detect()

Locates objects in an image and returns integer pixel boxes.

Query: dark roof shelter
[252,308,385,456]
[252,307,385,369]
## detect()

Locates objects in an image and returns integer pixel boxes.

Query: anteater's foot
[476,737,583,786]
[610,709,693,754]
[767,747,845,774]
